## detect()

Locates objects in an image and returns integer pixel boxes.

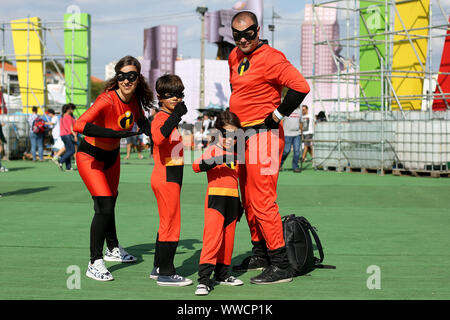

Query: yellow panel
[391,0,429,110]
[11,17,45,114]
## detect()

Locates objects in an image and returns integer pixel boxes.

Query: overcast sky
[0,0,448,79]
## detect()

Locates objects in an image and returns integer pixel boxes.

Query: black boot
[250,246,293,284]
[232,240,270,272]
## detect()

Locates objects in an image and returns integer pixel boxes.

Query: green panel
[359,2,388,110]
[64,13,91,117]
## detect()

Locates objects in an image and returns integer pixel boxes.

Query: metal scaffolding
[0,18,90,160]
[308,0,450,176]
[0,18,90,114]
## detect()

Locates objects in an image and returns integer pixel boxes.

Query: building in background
[175,58,230,124]
[205,0,263,60]
[141,25,178,92]
[301,3,341,114]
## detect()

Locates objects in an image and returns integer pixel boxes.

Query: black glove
[264,113,280,130]
[172,101,188,118]
[198,154,237,171]
[83,122,141,138]
[137,117,151,136]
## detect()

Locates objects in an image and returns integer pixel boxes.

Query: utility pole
[268,6,281,48]
[196,6,208,110]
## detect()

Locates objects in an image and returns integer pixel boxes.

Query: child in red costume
[192,111,244,296]
[149,74,192,287]
[74,56,153,281]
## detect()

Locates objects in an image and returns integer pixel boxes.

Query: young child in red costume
[74,56,153,281]
[192,111,244,296]
[149,74,192,287]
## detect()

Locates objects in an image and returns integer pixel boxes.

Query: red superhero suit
[74,90,146,263]
[228,41,310,269]
[193,143,241,286]
[150,110,184,276]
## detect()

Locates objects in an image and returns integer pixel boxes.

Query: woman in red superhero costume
[193,110,244,296]
[73,56,152,281]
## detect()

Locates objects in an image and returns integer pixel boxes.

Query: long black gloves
[82,122,141,138]
[136,117,151,136]
[160,102,187,138]
[198,154,238,172]
[264,88,308,129]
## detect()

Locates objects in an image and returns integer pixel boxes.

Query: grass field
[1,150,449,300]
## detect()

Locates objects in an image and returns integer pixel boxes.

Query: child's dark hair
[155,74,184,97]
[214,110,241,130]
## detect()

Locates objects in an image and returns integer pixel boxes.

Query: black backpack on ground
[282,214,335,276]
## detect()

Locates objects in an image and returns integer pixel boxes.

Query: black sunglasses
[116,71,139,83]
[232,24,258,42]
[161,92,184,99]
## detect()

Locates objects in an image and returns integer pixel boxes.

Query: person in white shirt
[46,109,66,163]
[300,105,314,163]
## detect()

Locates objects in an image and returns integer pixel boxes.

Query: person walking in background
[124,122,143,160]
[280,106,302,172]
[301,105,314,164]
[56,103,77,171]
[149,74,192,287]
[73,55,152,281]
[28,106,44,162]
[0,122,7,172]
[228,11,310,284]
[46,109,66,164]
[192,111,244,296]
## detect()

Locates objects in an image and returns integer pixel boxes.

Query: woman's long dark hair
[103,55,153,112]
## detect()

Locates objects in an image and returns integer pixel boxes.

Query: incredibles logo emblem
[118,111,134,129]
[237,57,250,76]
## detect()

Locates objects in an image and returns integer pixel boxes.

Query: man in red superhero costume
[228,11,310,284]
[74,56,152,281]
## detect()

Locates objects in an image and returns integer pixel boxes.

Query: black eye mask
[232,24,258,41]
[116,71,138,82]
[160,92,184,99]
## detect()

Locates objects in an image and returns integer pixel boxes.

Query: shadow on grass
[1,186,54,196]
[109,239,202,274]
[3,166,34,172]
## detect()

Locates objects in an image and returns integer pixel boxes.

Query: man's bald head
[231,11,258,27]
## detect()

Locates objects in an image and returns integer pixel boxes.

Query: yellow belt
[164,157,184,166]
[208,187,239,197]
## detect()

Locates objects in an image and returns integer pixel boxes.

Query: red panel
[433,18,450,111]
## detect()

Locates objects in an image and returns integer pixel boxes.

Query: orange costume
[193,143,241,286]
[228,41,310,267]
[74,90,145,263]
[150,110,184,276]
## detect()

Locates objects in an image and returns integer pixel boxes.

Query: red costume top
[192,144,239,198]
[74,91,142,150]
[151,110,184,184]
[228,43,310,127]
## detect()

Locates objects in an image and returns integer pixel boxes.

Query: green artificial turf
[0,151,449,300]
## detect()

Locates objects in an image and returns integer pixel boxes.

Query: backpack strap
[303,217,337,270]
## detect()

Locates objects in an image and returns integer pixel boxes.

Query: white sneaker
[86,259,114,281]
[195,284,212,296]
[0,167,8,172]
[104,244,137,263]
[215,276,244,286]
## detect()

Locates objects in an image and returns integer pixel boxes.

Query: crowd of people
[4,10,317,296]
